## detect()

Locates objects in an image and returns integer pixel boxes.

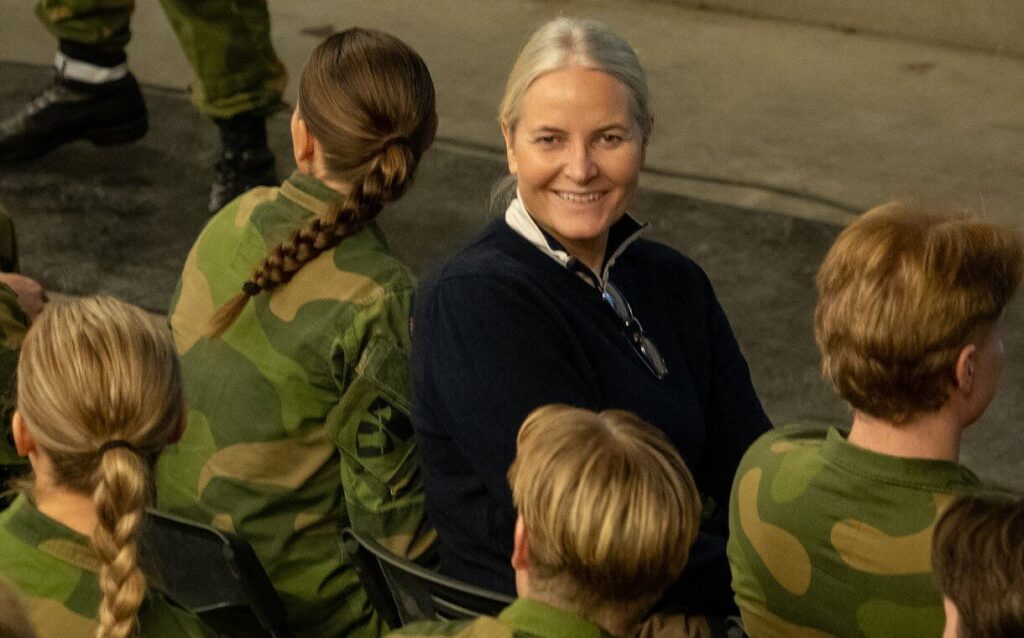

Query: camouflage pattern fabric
[35,0,286,118]
[390,599,617,638]
[0,494,214,637]
[156,171,434,638]
[0,282,28,478]
[727,426,982,638]
[0,204,30,499]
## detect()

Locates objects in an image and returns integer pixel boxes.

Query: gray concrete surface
[2,0,1022,228]
[0,1,1022,489]
[660,0,1024,58]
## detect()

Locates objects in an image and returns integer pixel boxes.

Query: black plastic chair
[340,527,513,628]
[140,509,292,638]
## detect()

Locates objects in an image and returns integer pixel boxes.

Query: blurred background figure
[0,0,286,213]
[0,203,43,506]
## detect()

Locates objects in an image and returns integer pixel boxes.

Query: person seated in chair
[0,297,212,637]
[933,492,1024,638]
[727,201,1023,637]
[390,404,706,638]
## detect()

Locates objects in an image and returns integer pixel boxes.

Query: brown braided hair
[209,28,437,337]
[15,297,184,638]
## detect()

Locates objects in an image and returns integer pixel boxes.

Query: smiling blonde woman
[410,17,770,615]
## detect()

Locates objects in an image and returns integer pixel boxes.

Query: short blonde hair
[499,17,651,140]
[17,297,184,638]
[815,202,1022,422]
[507,405,700,612]
[933,493,1024,637]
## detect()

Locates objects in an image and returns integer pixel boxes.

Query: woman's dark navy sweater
[411,218,771,612]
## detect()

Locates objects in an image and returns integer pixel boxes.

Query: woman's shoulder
[626,238,705,276]
[617,238,715,299]
[421,219,550,291]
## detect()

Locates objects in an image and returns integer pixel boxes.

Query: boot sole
[0,117,149,163]
[86,117,149,147]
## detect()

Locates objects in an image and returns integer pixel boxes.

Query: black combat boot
[209,113,277,214]
[0,69,147,163]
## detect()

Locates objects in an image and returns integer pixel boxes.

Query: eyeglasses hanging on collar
[601,283,669,380]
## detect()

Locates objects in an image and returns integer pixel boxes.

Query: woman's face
[502,67,645,269]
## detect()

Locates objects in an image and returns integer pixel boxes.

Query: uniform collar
[822,428,981,490]
[2,494,102,572]
[279,170,347,218]
[498,598,616,638]
[504,195,648,290]
[278,170,389,248]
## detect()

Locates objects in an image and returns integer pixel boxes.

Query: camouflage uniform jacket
[0,494,213,636]
[156,171,434,638]
[390,599,616,638]
[727,426,981,638]
[0,282,31,485]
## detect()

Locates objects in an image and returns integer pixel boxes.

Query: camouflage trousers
[35,0,286,118]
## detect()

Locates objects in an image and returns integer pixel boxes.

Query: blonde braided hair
[16,296,184,638]
[209,27,437,337]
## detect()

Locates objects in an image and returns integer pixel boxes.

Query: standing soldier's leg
[0,0,147,161]
[158,0,287,213]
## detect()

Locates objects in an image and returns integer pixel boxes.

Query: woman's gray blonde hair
[498,17,651,139]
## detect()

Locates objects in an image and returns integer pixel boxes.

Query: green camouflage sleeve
[331,287,436,562]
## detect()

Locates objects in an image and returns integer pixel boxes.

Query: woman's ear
[511,515,530,571]
[511,515,532,597]
[954,343,978,395]
[500,121,518,176]
[291,109,316,171]
[11,411,35,457]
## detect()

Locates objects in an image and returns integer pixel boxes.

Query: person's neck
[32,479,97,537]
[566,241,607,276]
[846,409,962,462]
[527,591,638,638]
[305,165,351,196]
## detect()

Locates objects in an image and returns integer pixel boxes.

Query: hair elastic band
[98,439,138,455]
[242,281,261,296]
[381,137,411,154]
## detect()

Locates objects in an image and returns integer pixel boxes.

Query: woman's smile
[502,67,645,270]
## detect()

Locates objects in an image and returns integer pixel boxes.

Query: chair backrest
[341,527,513,628]
[140,509,292,638]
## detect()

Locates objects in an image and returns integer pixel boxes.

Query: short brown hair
[933,493,1024,637]
[815,201,1022,422]
[507,405,701,613]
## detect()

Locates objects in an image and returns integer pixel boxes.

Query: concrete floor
[0,1,1022,488]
